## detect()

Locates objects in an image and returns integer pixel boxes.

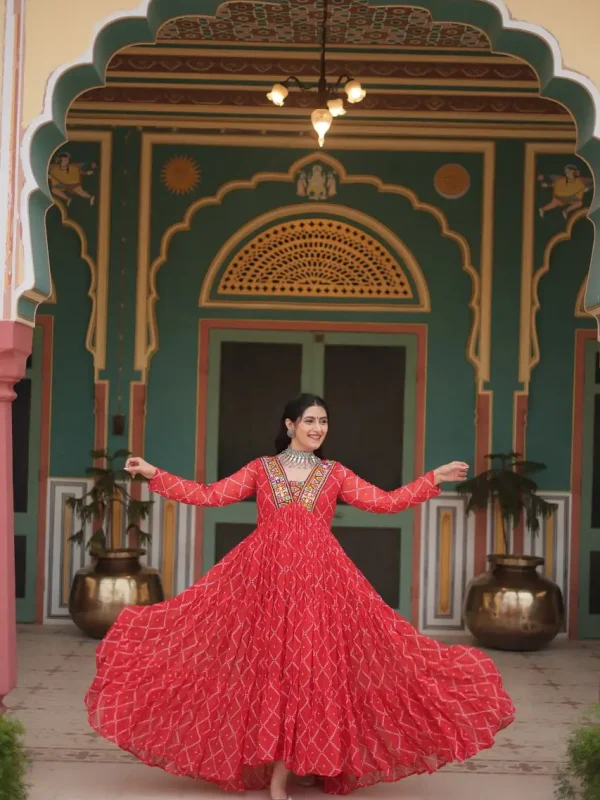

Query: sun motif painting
[161,155,201,195]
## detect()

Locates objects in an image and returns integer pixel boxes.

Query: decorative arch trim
[50,200,99,366]
[530,207,591,374]
[143,148,482,383]
[21,129,112,378]
[576,278,591,318]
[202,208,429,311]
[16,0,600,337]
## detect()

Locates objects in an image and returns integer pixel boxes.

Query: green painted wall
[528,217,595,488]
[526,153,595,489]
[489,141,525,454]
[41,132,595,498]
[146,145,479,476]
[102,130,143,458]
[42,205,95,476]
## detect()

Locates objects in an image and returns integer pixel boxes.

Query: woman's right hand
[125,456,157,480]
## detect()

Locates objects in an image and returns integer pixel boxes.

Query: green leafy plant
[456,452,557,554]
[555,705,600,799]
[0,716,29,800]
[67,448,153,553]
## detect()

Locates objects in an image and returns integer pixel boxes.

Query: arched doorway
[12,0,600,630]
[4,0,600,714]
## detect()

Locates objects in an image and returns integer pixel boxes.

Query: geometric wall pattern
[219,218,414,300]
[523,493,571,633]
[420,494,475,631]
[156,3,491,49]
[45,480,91,621]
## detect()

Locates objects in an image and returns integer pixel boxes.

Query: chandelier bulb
[311,108,333,148]
[327,98,346,117]
[345,79,366,104]
[267,83,288,107]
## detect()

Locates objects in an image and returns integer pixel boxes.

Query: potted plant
[67,448,164,639]
[555,705,600,799]
[457,452,564,651]
[0,716,29,800]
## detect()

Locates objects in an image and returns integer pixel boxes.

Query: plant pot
[69,548,164,639]
[463,554,565,651]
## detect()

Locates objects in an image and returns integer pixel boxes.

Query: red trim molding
[512,391,529,554]
[474,391,492,574]
[569,329,596,638]
[34,317,53,624]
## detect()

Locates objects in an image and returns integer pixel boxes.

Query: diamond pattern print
[86,458,515,794]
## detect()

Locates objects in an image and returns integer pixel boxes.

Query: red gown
[86,458,515,795]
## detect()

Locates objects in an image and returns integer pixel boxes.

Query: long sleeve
[338,465,440,514]
[147,460,258,507]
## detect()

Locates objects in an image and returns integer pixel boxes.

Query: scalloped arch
[530,209,593,374]
[143,151,480,382]
[15,0,600,325]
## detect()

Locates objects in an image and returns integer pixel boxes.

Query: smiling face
[287,405,329,452]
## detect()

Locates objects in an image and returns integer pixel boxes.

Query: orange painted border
[130,384,147,457]
[128,382,147,545]
[569,328,596,638]
[34,316,54,624]
[474,391,492,574]
[512,391,529,554]
[93,381,109,454]
[195,319,428,624]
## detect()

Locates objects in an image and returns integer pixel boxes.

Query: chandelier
[266,0,367,147]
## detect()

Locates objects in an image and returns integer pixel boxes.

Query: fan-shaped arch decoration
[216,217,427,310]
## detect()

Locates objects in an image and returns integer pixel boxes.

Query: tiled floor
[6,625,600,799]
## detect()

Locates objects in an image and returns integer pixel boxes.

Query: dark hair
[274,393,329,456]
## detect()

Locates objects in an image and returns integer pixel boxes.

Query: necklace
[279,447,321,469]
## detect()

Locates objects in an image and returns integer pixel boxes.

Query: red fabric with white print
[86,457,515,795]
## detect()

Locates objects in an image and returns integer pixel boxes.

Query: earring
[287,428,294,439]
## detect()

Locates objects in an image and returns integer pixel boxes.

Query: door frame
[34,316,53,623]
[13,316,53,623]
[572,329,600,637]
[195,319,428,623]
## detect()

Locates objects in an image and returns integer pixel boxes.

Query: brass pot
[69,548,164,639]
[463,554,565,651]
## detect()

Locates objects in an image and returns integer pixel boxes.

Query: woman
[86,393,515,797]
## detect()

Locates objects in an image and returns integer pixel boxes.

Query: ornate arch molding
[48,200,99,363]
[16,0,600,334]
[143,151,481,382]
[576,279,591,318]
[530,209,593,375]
[200,207,430,311]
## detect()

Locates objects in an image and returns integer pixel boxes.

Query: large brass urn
[69,548,164,639]
[463,554,564,651]
[66,449,162,638]
[457,453,563,651]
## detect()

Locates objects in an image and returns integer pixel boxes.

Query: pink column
[0,321,33,712]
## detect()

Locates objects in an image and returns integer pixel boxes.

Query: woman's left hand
[433,461,469,485]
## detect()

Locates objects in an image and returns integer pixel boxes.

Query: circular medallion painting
[434,163,470,200]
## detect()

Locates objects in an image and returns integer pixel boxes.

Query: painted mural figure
[537,164,592,219]
[296,164,337,200]
[85,394,514,797]
[49,151,96,206]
